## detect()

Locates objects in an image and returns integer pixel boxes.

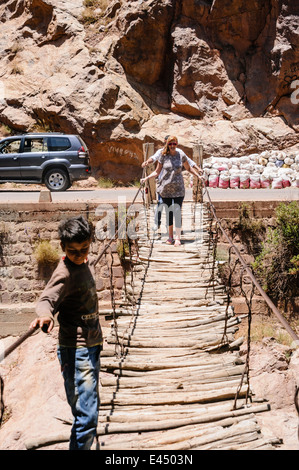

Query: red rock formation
[0,0,298,182]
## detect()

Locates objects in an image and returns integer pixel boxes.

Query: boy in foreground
[30,216,103,450]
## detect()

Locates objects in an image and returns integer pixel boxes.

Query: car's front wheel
[44,168,70,191]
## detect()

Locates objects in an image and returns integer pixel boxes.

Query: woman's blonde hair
[162,135,178,156]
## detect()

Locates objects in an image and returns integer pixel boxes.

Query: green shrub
[252,201,299,306]
[117,240,130,261]
[276,201,299,246]
[289,254,299,276]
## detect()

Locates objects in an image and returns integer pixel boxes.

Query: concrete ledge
[0,304,115,338]
[212,200,283,218]
[0,201,127,214]
[0,304,36,338]
[0,198,294,218]
[0,201,103,211]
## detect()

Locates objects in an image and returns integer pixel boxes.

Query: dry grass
[81,0,111,24]
[33,240,60,266]
[236,313,297,348]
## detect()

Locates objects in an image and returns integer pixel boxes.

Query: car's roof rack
[1,133,66,139]
[23,132,65,136]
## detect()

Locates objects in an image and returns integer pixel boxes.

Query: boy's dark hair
[58,216,93,245]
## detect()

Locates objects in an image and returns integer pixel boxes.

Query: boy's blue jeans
[57,345,101,450]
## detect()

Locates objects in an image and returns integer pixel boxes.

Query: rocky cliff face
[0,0,298,182]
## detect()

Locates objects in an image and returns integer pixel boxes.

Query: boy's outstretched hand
[30,317,54,334]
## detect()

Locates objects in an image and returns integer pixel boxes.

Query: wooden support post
[142,143,156,207]
[192,144,203,203]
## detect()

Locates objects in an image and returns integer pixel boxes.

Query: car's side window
[47,137,71,151]
[23,138,48,153]
[0,139,21,154]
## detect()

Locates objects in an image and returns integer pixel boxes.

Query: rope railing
[196,179,299,412]
[202,182,299,349]
[94,182,144,268]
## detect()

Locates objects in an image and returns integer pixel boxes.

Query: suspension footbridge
[96,201,281,450]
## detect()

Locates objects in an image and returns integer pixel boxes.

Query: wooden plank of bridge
[98,202,279,450]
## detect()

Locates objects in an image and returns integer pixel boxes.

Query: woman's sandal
[166,238,174,245]
[174,239,181,246]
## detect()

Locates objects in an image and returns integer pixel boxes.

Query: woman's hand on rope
[141,159,151,168]
[30,317,54,334]
[192,169,204,181]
